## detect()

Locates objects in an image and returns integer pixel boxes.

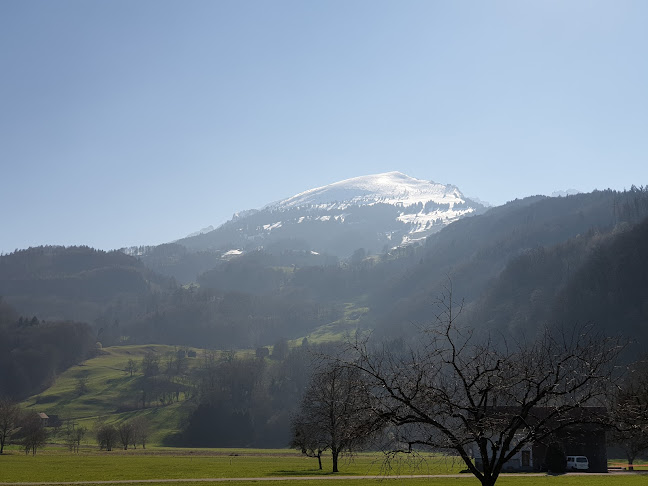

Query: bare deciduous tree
[348,285,623,486]
[64,420,86,453]
[0,399,21,454]
[118,422,135,450]
[290,417,327,470]
[611,357,648,470]
[96,423,118,451]
[126,359,138,377]
[75,372,90,396]
[129,415,150,449]
[290,361,379,472]
[20,412,47,455]
[141,352,160,377]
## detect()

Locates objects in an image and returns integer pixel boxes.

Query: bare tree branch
[346,285,624,486]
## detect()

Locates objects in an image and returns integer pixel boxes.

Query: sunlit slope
[294,303,369,345]
[20,344,204,444]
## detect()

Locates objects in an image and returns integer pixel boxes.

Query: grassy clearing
[298,303,369,344]
[0,449,463,482]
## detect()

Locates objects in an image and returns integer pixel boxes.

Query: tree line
[0,400,48,455]
[0,398,151,454]
[0,298,97,400]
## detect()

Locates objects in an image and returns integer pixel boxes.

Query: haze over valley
[2,2,648,471]
[2,173,648,408]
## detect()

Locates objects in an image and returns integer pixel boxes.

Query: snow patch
[262,222,283,231]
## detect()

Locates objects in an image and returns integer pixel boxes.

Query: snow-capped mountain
[177,172,486,258]
[267,172,480,244]
[275,172,460,208]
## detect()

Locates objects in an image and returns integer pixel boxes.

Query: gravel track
[1,471,646,485]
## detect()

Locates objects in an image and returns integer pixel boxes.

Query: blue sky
[1,0,647,253]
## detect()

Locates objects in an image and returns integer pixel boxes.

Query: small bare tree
[96,423,118,451]
[64,420,86,453]
[290,416,327,470]
[72,426,86,453]
[118,422,135,450]
[348,284,624,486]
[0,399,21,454]
[129,416,150,449]
[75,374,90,396]
[141,352,160,377]
[611,357,648,470]
[126,359,139,377]
[290,361,380,473]
[20,412,47,455]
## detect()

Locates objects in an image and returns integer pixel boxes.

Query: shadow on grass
[271,469,355,476]
[35,394,61,403]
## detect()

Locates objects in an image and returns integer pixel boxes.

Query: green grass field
[1,448,647,486]
[9,345,648,486]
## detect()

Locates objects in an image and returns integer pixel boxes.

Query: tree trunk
[627,453,635,471]
[332,448,339,473]
[317,451,322,470]
[480,476,497,486]
[478,470,499,486]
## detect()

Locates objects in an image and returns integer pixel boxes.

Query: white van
[566,456,589,471]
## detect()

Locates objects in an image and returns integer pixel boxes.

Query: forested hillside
[551,217,648,343]
[0,246,342,353]
[368,188,648,344]
[0,298,96,399]
[465,217,648,345]
[2,187,648,403]
[0,246,175,327]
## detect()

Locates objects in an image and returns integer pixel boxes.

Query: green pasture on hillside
[18,345,217,444]
[22,345,197,415]
[296,303,369,344]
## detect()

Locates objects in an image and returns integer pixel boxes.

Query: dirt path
[1,472,645,485]
[0,477,498,485]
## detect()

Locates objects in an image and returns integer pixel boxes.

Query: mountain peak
[272,171,460,209]
[178,171,486,258]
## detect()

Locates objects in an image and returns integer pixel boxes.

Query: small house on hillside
[45,414,62,428]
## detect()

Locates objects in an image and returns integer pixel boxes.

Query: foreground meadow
[0,448,647,486]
